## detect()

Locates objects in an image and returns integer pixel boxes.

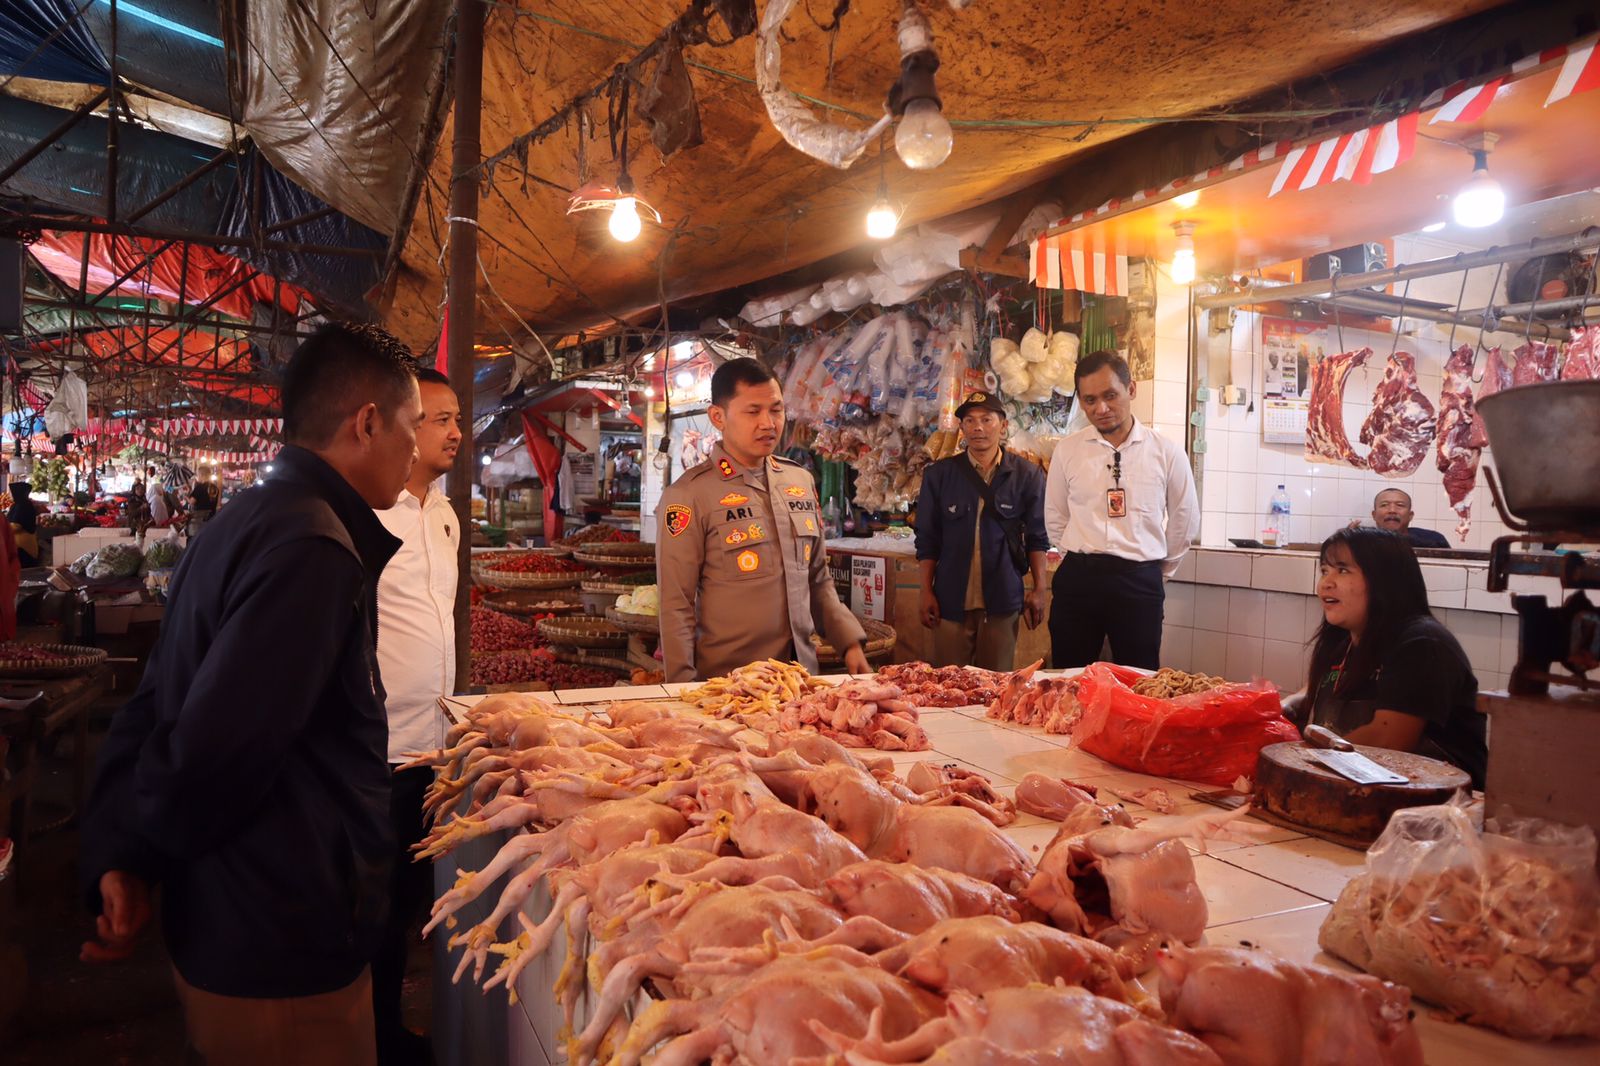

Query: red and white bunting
[1268,113,1418,197]
[1028,234,1129,296]
[1428,77,1503,124]
[1546,33,1600,107]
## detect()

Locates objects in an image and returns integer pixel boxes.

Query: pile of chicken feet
[402,691,1423,1066]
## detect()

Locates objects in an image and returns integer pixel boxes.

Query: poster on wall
[1262,317,1327,398]
[850,555,887,621]
[568,452,598,496]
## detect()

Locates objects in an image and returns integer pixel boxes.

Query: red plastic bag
[1070,663,1299,787]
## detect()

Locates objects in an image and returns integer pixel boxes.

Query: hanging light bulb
[481,453,492,467]
[1452,148,1505,229]
[674,369,695,389]
[643,384,656,399]
[1170,221,1197,286]
[609,196,642,242]
[1173,189,1201,209]
[889,2,952,170]
[865,135,899,240]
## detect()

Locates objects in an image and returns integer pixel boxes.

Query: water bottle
[822,496,843,539]
[1262,485,1292,548]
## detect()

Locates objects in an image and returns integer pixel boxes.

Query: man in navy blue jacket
[914,391,1050,670]
[79,323,424,1066]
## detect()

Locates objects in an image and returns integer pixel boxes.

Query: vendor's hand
[81,870,151,963]
[919,590,940,629]
[1346,518,1361,530]
[843,644,870,675]
[1023,588,1049,630]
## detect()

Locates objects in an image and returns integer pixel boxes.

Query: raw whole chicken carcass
[1014,773,1105,821]
[824,860,1024,933]
[1304,347,1372,468]
[1156,944,1423,1066]
[1359,351,1436,477]
[802,763,1034,892]
[607,955,943,1066]
[810,983,1222,1066]
[1434,344,1482,541]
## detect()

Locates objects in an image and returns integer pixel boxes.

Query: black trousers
[1049,553,1165,669]
[372,766,434,1056]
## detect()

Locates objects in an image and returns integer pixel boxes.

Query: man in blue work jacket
[914,391,1050,670]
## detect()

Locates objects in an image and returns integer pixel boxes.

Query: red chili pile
[483,553,588,576]
[470,607,537,654]
[0,644,73,662]
[469,648,619,689]
[561,525,640,547]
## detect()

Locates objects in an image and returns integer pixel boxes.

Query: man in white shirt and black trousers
[1045,350,1200,669]
[373,367,462,1064]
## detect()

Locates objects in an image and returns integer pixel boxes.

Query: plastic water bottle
[1262,485,1292,548]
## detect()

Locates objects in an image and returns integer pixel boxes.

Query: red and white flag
[1546,34,1600,107]
[1029,233,1129,296]
[1430,78,1503,124]
[1269,113,1418,196]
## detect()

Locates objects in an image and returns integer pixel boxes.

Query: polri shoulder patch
[664,504,693,537]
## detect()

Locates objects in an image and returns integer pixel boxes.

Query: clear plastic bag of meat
[1067,663,1299,787]
[1319,803,1600,1040]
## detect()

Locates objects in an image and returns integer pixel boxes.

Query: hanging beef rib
[1360,351,1437,477]
[1511,340,1559,386]
[1434,344,1481,540]
[1305,347,1373,468]
[1560,327,1600,380]
[1464,346,1508,449]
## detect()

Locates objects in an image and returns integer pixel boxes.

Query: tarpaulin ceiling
[383,0,1507,347]
[237,0,452,236]
[39,325,277,407]
[0,0,391,314]
[27,229,308,323]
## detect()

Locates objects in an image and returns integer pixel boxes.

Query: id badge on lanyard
[1107,448,1127,518]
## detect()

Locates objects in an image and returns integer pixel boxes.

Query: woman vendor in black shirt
[1303,526,1487,787]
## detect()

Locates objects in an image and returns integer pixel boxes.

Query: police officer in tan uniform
[657,359,869,682]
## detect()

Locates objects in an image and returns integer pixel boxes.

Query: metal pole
[446,0,485,693]
[1195,228,1600,310]
[106,0,119,222]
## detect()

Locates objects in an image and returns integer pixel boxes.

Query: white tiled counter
[432,681,1594,1066]
[1163,545,1532,692]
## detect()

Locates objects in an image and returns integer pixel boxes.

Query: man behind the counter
[1045,350,1199,669]
[914,391,1050,670]
[657,358,870,681]
[1348,487,1451,548]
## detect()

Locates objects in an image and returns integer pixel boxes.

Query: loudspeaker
[1303,242,1387,284]
[0,240,22,335]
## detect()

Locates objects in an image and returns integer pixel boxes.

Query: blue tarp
[0,0,108,86]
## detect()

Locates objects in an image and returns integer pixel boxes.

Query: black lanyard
[1107,449,1122,488]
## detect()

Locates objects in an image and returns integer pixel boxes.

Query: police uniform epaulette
[679,458,718,481]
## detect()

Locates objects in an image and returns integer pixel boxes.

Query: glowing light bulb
[644,385,656,398]
[865,198,898,240]
[609,196,642,242]
[1452,152,1504,228]
[481,453,492,467]
[894,98,953,170]
[1173,190,1201,209]
[263,464,274,474]
[674,370,695,389]
[1169,221,1197,285]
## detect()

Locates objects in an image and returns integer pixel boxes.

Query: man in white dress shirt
[1044,351,1199,669]
[372,367,461,1063]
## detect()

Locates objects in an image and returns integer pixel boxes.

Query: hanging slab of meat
[1511,339,1559,386]
[1359,351,1437,477]
[1434,344,1482,540]
[1464,346,1509,449]
[1561,326,1600,380]
[1304,347,1373,468]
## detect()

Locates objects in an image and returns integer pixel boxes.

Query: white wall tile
[1448,610,1504,677]
[1202,474,1227,513]
[1202,430,1228,476]
[1427,588,1466,611]
[1264,592,1303,640]
[1192,628,1228,675]
[1132,389,1155,425]
[1226,513,1257,543]
[1419,564,1466,592]
[1289,515,1314,545]
[1336,479,1368,520]
[1194,585,1231,631]
[1155,380,1190,426]
[1162,625,1194,667]
[1201,512,1227,547]
[1464,585,1514,616]
[1498,614,1523,674]
[1256,445,1287,476]
[1225,473,1257,514]
[1308,478,1339,518]
[1171,552,1197,582]
[1254,553,1316,594]
[1196,550,1252,587]
[1228,588,1267,636]
[1226,635,1265,680]
[1303,596,1327,640]
[1262,638,1307,692]
[1166,582,1196,627]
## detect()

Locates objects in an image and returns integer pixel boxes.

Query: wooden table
[0,665,113,842]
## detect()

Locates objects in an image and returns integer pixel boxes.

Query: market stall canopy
[382,0,1506,346]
